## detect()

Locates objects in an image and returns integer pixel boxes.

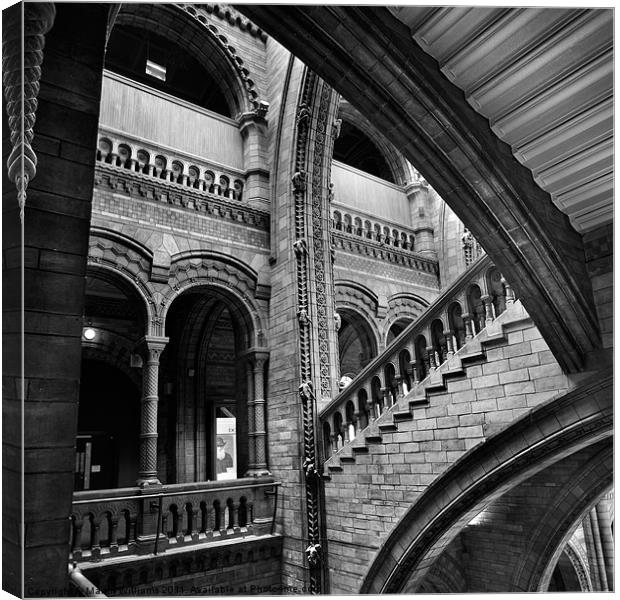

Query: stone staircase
[322,299,559,476]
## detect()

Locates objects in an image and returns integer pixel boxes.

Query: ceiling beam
[236,5,601,372]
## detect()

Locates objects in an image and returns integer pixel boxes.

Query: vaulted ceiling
[388,7,613,234]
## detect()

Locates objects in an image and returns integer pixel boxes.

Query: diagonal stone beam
[236,5,601,373]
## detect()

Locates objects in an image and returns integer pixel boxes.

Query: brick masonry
[322,305,591,594]
[79,535,283,597]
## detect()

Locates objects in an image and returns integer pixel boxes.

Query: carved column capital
[137,336,169,361]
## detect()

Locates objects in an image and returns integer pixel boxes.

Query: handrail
[68,563,107,598]
[73,478,278,505]
[320,253,492,420]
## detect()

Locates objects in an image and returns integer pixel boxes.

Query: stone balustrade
[332,207,417,251]
[70,478,279,563]
[320,254,516,454]
[97,129,245,201]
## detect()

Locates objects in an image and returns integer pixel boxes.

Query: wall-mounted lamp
[83,327,97,341]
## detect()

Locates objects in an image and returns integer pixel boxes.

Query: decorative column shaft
[137,336,168,487]
[245,360,256,474]
[501,275,516,306]
[250,351,270,475]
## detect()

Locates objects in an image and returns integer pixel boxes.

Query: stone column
[249,351,270,476]
[245,360,257,475]
[137,336,168,487]
[238,109,270,210]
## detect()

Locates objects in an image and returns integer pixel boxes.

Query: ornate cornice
[2,2,56,220]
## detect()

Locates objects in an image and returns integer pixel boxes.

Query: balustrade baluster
[344,422,351,443]
[129,514,138,550]
[501,276,515,306]
[462,313,474,341]
[330,433,338,455]
[410,360,419,386]
[366,401,375,423]
[191,506,199,540]
[72,518,84,560]
[109,517,119,554]
[481,294,494,325]
[445,331,455,357]
[91,517,101,558]
[395,375,404,401]
[161,514,169,540]
[426,346,436,370]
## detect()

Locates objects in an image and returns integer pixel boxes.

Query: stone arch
[158,253,266,346]
[560,541,593,592]
[336,99,411,186]
[113,4,257,117]
[361,372,612,594]
[335,280,379,322]
[336,306,380,378]
[81,334,141,391]
[383,292,429,344]
[239,6,601,373]
[85,261,153,331]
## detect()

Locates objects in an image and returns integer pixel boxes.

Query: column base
[136,477,162,488]
[245,468,272,477]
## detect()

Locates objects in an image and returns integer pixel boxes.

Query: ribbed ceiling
[389,7,613,234]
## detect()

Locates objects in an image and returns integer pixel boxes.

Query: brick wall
[323,310,586,594]
[80,535,283,597]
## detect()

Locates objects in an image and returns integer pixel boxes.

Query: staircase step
[365,431,383,443]
[378,422,398,433]
[351,445,369,454]
[327,463,343,472]
[339,454,356,463]
[393,410,413,422]
[408,396,429,408]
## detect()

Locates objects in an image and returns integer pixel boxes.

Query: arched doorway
[337,308,378,378]
[77,269,147,490]
[76,360,140,490]
[163,287,258,483]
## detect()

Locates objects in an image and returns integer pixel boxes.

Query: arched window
[105,24,232,116]
[333,120,396,183]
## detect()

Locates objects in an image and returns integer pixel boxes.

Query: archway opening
[76,360,140,490]
[333,120,395,183]
[106,24,231,116]
[338,309,378,379]
[163,288,255,483]
[387,318,413,346]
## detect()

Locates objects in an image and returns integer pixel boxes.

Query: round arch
[361,372,612,594]
[336,99,412,186]
[336,306,380,378]
[113,4,254,117]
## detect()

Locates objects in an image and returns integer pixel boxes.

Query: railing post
[481,294,495,325]
[502,275,516,306]
[366,400,375,424]
[444,330,455,358]
[395,375,405,402]
[409,360,419,386]
[462,313,475,341]
[109,517,119,555]
[91,518,101,559]
[426,346,436,370]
